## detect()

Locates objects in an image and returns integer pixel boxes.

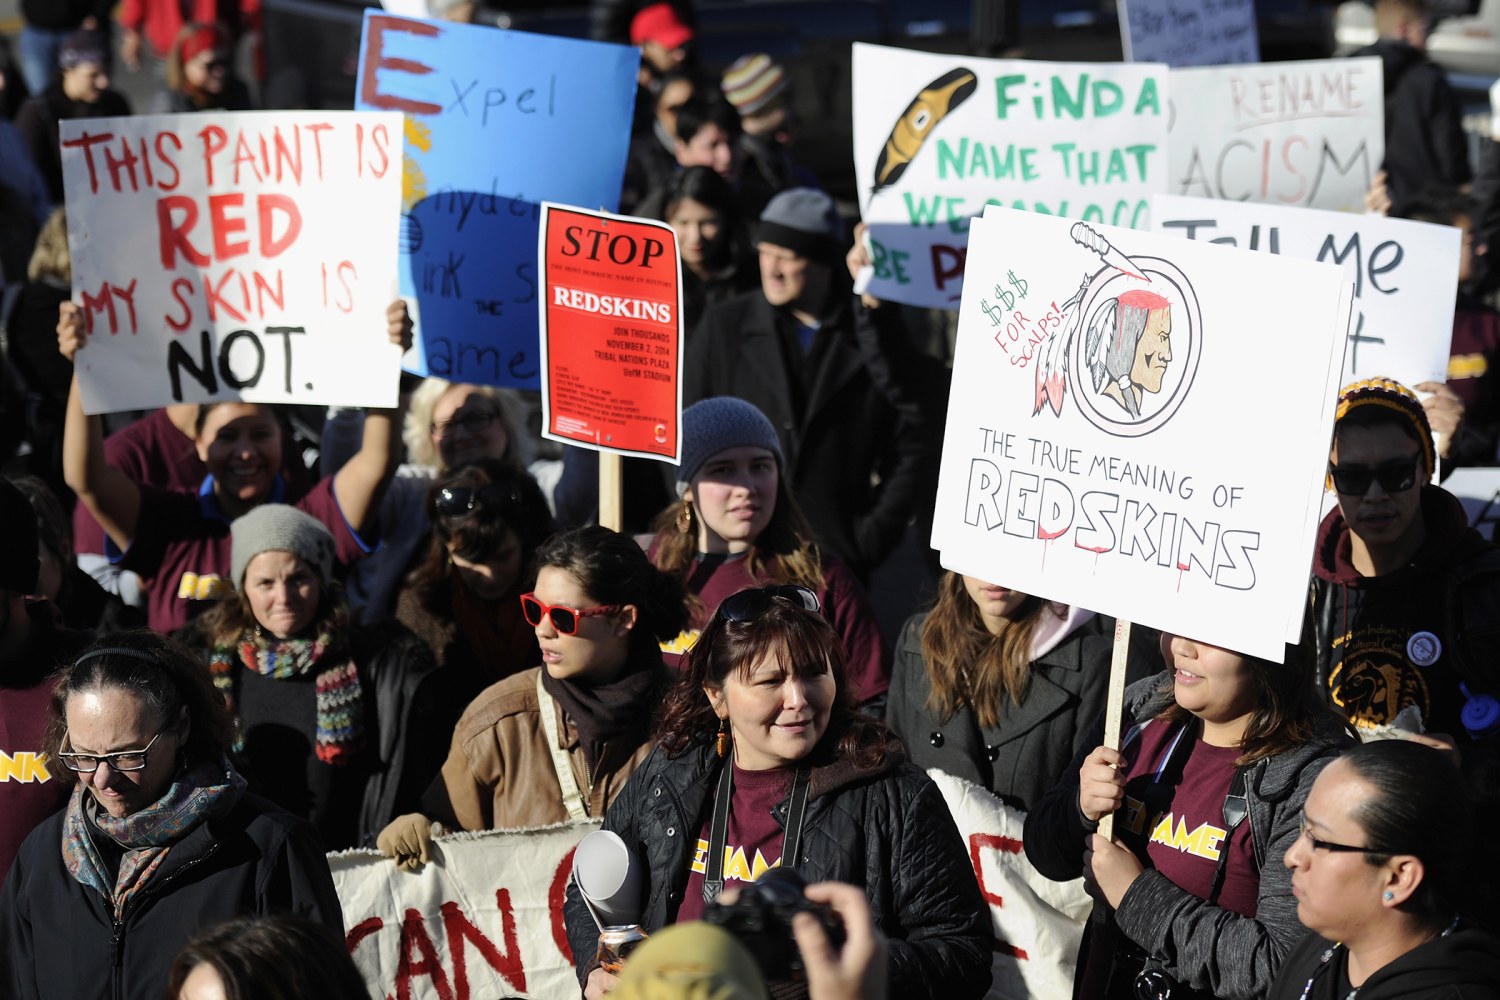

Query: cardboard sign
[1120,0,1259,67]
[356,12,638,387]
[931,207,1351,661]
[1153,194,1460,389]
[928,770,1091,1000]
[60,111,403,415]
[538,204,683,462]
[852,43,1168,309]
[333,824,597,1000]
[1168,58,1384,213]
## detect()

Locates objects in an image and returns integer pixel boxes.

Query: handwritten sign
[931,207,1351,660]
[333,824,596,1000]
[1168,57,1384,212]
[852,43,1168,309]
[60,111,403,415]
[1121,0,1259,67]
[538,203,682,462]
[355,12,638,388]
[1154,194,1459,389]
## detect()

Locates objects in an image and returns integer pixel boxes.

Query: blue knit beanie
[675,397,784,497]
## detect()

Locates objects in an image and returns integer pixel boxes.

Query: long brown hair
[655,591,895,770]
[920,571,1065,729]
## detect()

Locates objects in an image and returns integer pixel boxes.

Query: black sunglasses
[1327,456,1420,496]
[718,585,822,623]
[433,482,523,518]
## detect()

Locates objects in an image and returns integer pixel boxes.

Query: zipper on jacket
[107,840,221,999]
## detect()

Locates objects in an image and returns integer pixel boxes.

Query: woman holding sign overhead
[1024,632,1351,1000]
[57,298,411,633]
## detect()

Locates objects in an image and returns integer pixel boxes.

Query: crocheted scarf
[61,758,246,918]
[210,626,366,765]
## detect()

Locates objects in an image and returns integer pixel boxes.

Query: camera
[703,868,846,982]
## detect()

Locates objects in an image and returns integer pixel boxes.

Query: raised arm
[331,300,412,534]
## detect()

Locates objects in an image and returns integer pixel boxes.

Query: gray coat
[1024,673,1353,1000]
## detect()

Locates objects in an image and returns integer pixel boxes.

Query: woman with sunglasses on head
[150,22,252,114]
[1267,739,1500,1000]
[563,585,991,1000]
[0,630,342,1000]
[376,526,688,867]
[647,397,889,711]
[1025,632,1353,1000]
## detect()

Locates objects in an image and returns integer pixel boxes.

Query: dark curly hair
[534,526,689,656]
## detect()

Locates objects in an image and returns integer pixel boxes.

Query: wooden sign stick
[1096,618,1132,841]
[598,452,623,532]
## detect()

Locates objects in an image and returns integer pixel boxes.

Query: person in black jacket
[0,629,342,1000]
[14,28,130,204]
[1269,739,1500,999]
[564,584,990,1000]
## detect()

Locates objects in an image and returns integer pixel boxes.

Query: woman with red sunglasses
[376,526,688,867]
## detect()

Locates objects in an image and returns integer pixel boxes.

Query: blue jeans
[16,25,69,95]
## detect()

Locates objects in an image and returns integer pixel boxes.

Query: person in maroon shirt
[57,300,411,633]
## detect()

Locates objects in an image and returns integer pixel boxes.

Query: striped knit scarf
[210,625,366,765]
[62,758,246,918]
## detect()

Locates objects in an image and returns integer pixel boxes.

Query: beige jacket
[441,667,654,830]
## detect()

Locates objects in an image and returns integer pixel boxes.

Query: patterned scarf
[61,758,246,917]
[210,625,366,765]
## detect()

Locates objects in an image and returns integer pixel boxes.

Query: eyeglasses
[1296,813,1381,855]
[57,729,167,774]
[520,593,623,635]
[430,410,497,439]
[433,481,522,518]
[1327,456,1420,496]
[718,585,822,623]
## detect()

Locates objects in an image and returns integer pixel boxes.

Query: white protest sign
[1168,58,1384,213]
[853,44,1167,309]
[1153,194,1459,389]
[928,770,1091,1000]
[332,823,595,1000]
[1121,0,1259,67]
[61,111,403,415]
[933,208,1351,660]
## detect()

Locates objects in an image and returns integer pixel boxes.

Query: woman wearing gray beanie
[646,396,890,712]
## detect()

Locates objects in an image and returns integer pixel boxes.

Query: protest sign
[1153,194,1459,389]
[60,111,403,415]
[1168,58,1384,213]
[929,770,1091,1000]
[538,204,682,463]
[1120,0,1259,67]
[852,43,1168,309]
[356,12,638,387]
[932,207,1351,660]
[333,823,596,1000]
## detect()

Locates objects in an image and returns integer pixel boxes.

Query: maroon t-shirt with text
[677,764,790,922]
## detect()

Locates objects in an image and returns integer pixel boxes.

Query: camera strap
[703,764,812,903]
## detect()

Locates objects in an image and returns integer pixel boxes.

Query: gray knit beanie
[675,397,784,497]
[757,187,845,264]
[230,504,336,588]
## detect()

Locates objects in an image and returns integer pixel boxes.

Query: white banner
[1153,194,1459,389]
[333,823,596,1000]
[1167,58,1384,213]
[932,206,1351,660]
[1121,0,1259,67]
[853,44,1168,309]
[61,111,403,414]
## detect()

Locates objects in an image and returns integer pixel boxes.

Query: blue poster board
[356,12,638,386]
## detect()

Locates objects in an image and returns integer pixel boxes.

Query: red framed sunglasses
[519,593,623,635]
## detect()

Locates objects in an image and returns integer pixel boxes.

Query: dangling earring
[715,719,728,758]
[676,498,694,535]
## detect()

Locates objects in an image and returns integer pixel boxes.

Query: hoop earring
[715,719,728,759]
[676,499,694,536]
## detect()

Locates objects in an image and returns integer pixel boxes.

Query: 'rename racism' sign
[852,43,1167,309]
[1153,194,1460,389]
[1167,57,1384,213]
[932,207,1351,660]
[61,111,403,415]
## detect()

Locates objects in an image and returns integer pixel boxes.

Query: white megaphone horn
[572,830,643,931]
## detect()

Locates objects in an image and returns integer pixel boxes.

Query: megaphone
[572,830,643,930]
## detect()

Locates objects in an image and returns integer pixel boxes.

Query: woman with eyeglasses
[647,397,889,711]
[0,630,342,1000]
[1024,632,1353,1000]
[1266,739,1500,999]
[376,526,688,868]
[562,585,991,1000]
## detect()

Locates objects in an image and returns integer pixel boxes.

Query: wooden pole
[1096,618,1132,841]
[598,452,623,532]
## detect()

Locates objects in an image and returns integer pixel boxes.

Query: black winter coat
[0,791,343,1000]
[563,740,992,999]
[1268,924,1500,999]
[1355,38,1471,207]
